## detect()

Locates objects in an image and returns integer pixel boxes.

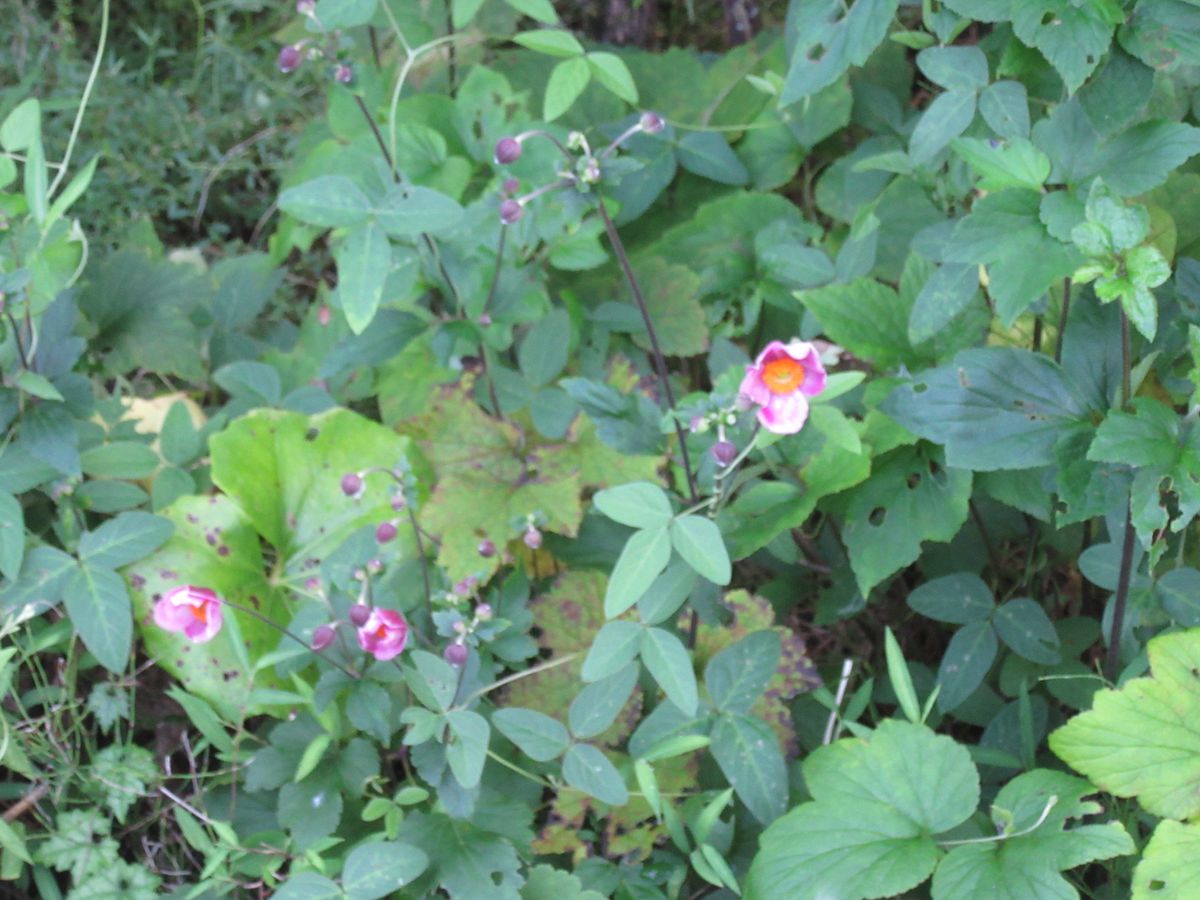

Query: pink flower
[739,339,827,434]
[355,608,409,661]
[153,586,224,644]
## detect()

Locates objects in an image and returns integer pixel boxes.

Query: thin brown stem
[405,504,434,622]
[1054,278,1071,364]
[595,194,699,503]
[219,597,358,680]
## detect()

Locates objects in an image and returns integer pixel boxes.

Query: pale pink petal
[758,390,810,434]
[153,596,195,632]
[738,367,771,406]
[753,340,790,367]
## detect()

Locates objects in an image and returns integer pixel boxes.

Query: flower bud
[499,198,523,225]
[311,624,336,651]
[444,643,468,667]
[334,63,353,84]
[376,521,398,543]
[296,0,315,13]
[348,603,371,627]
[639,111,665,134]
[390,491,407,511]
[341,472,364,498]
[454,575,479,597]
[502,177,520,195]
[523,525,543,550]
[494,136,523,165]
[712,440,737,467]
[278,45,302,74]
[475,603,493,621]
[478,539,496,558]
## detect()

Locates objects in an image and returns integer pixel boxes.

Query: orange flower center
[191,603,208,623]
[761,356,806,395]
[375,624,390,639]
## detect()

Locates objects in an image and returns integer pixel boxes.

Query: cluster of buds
[276,3,353,83]
[491,110,666,226]
[443,601,495,667]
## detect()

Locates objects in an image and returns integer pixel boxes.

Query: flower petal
[739,367,772,406]
[757,390,810,434]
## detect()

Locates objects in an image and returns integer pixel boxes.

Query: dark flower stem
[405,504,435,623]
[596,194,699,503]
[1106,307,1135,682]
[1053,278,1071,364]
[218,597,359,680]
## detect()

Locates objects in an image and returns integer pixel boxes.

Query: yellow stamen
[761,356,806,395]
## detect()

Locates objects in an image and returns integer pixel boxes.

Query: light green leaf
[586,52,638,104]
[562,743,628,805]
[518,308,572,387]
[980,80,1030,139]
[677,131,750,186]
[907,263,980,344]
[337,221,390,334]
[582,620,644,682]
[669,515,731,585]
[514,28,584,57]
[593,481,673,529]
[78,512,174,570]
[342,841,429,900]
[445,710,490,789]
[0,491,25,581]
[1133,820,1200,900]
[63,564,131,673]
[641,627,698,715]
[916,45,988,92]
[504,0,558,22]
[374,184,463,237]
[492,708,570,761]
[604,526,671,617]
[451,0,486,28]
[279,175,371,228]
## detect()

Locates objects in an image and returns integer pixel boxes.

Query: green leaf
[47,154,98,226]
[781,0,900,104]
[931,769,1133,899]
[747,720,980,899]
[840,445,973,595]
[952,137,1051,191]
[78,512,174,569]
[1133,820,1200,899]
[796,278,913,369]
[409,650,459,712]
[908,573,995,624]
[936,621,998,712]
[513,28,584,56]
[1010,0,1113,94]
[641,627,699,715]
[979,80,1030,139]
[394,812,521,898]
[337,221,390,334]
[669,515,731,585]
[630,258,709,357]
[1096,121,1200,197]
[63,564,131,673]
[80,442,160,480]
[593,481,673,529]
[314,0,377,28]
[569,663,639,739]
[544,57,591,121]
[492,708,570,761]
[586,52,638,105]
[272,872,343,900]
[520,865,606,900]
[1050,628,1200,819]
[910,90,976,164]
[604,526,671,617]
[0,545,74,616]
[0,817,31,865]
[582,620,644,682]
[883,348,1088,471]
[0,491,25,581]
[885,626,922,724]
[445,710,490,789]
[711,713,788,825]
[677,132,750,185]
[504,0,558,23]
[14,370,62,401]
[25,133,46,224]
[705,631,780,712]
[518,308,571,387]
[279,175,371,228]
[0,98,40,151]
[907,263,980,344]
[993,598,1061,664]
[277,775,343,850]
[562,743,628,805]
[916,45,988,92]
[374,184,463,237]
[160,401,202,466]
[451,0,486,28]
[637,558,698,625]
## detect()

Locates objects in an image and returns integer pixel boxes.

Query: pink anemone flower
[153,586,224,644]
[355,608,409,661]
[739,339,827,434]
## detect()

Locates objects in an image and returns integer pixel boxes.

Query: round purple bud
[523,526,543,550]
[348,604,371,627]
[639,111,665,134]
[341,472,364,498]
[475,603,493,621]
[296,0,315,13]
[712,440,737,467]
[390,492,407,511]
[311,624,336,651]
[278,45,302,74]
[334,63,353,84]
[478,539,496,558]
[494,136,522,165]
[499,198,523,225]
[376,521,398,543]
[502,177,520,195]
[444,643,469,667]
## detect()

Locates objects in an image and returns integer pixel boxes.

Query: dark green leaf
[705,631,780,712]
[492,708,570,761]
[994,598,1061,664]
[342,842,429,900]
[78,512,174,569]
[908,573,995,624]
[936,621,998,712]
[677,132,750,185]
[641,627,698,715]
[63,564,131,673]
[710,713,788,824]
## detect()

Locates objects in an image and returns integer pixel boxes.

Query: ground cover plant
[4,0,1200,896]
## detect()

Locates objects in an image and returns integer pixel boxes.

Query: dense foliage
[5,0,1200,897]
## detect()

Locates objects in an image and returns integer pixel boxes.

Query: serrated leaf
[1133,820,1200,899]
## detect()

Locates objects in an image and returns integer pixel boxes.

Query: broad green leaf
[0,491,25,581]
[586,52,638,105]
[1050,628,1200,819]
[374,184,463,237]
[270,872,342,900]
[342,841,429,900]
[25,133,47,224]
[1088,398,1179,468]
[907,263,979,345]
[46,154,98,226]
[445,710,490,789]
[562,743,628,805]
[160,401,202,466]
[840,445,972,595]
[504,0,558,22]
[517,308,571,387]
[279,175,371,228]
[337,221,390,334]
[705,630,780,712]
[544,57,591,121]
[796,278,913,369]
[993,598,1061,664]
[0,545,75,616]
[451,0,486,27]
[492,708,570,761]
[979,81,1030,139]
[916,45,988,92]
[641,627,699,715]
[63,564,131,673]
[513,29,584,57]
[78,512,174,570]
[931,769,1133,900]
[711,713,788,825]
[313,0,377,28]
[781,0,900,104]
[952,137,1051,191]
[604,526,671,617]
[746,720,980,899]
[910,91,976,164]
[394,812,521,898]
[0,98,40,151]
[677,131,750,185]
[277,774,343,850]
[409,650,459,712]
[1010,0,1113,94]
[80,442,160,480]
[669,515,731,585]
[582,620,644,682]
[1133,820,1200,899]
[936,621,998,712]
[629,258,709,357]
[908,573,995,624]
[593,481,672,529]
[519,865,607,900]
[569,663,639,739]
[637,558,699,625]
[883,348,1088,471]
